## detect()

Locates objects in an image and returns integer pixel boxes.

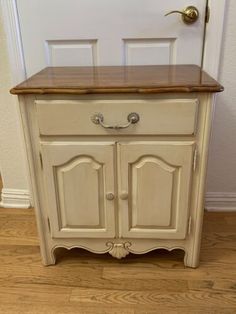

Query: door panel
[131,156,177,228]
[56,156,104,229]
[118,142,194,239]
[41,142,115,238]
[124,39,176,66]
[17,0,207,77]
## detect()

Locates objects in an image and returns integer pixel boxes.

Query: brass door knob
[165,6,199,24]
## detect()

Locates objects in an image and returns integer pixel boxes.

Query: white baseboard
[205,192,236,212]
[0,188,31,209]
[0,189,235,212]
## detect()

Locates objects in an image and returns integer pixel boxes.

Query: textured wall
[206,0,236,193]
[0,7,29,190]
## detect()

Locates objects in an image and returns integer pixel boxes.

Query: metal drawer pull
[91,112,140,130]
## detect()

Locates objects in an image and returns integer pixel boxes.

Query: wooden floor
[0,208,236,313]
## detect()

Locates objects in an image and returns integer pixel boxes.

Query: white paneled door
[16,0,207,76]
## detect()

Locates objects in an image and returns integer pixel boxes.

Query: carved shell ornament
[106,242,132,259]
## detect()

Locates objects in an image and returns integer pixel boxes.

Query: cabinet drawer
[36,98,198,136]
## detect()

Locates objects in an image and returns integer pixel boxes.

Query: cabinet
[11,65,223,267]
[41,140,194,240]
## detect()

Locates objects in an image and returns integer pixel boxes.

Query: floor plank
[0,208,235,313]
[70,287,236,307]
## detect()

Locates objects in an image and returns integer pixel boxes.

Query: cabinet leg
[40,248,56,266]
[184,249,199,268]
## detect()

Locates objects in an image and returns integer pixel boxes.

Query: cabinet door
[41,142,115,238]
[118,142,194,239]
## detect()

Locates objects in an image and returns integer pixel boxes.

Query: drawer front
[36,99,198,136]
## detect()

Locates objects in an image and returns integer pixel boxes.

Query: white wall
[0,5,30,208]
[0,1,235,210]
[205,0,236,210]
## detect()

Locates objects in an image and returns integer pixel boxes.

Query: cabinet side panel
[18,95,55,265]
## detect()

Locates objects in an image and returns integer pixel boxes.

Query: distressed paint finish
[14,66,223,267]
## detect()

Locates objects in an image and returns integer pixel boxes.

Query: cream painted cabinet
[11,65,223,268]
[41,140,194,242]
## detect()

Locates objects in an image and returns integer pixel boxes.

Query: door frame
[203,0,226,78]
[0,0,226,207]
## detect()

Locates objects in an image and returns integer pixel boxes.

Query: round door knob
[120,192,128,200]
[106,193,115,201]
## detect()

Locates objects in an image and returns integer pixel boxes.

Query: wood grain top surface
[10,65,223,95]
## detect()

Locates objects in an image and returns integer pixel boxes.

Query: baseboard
[0,188,235,211]
[205,192,236,212]
[0,188,31,209]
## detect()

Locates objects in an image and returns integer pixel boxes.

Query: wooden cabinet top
[10,65,223,95]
